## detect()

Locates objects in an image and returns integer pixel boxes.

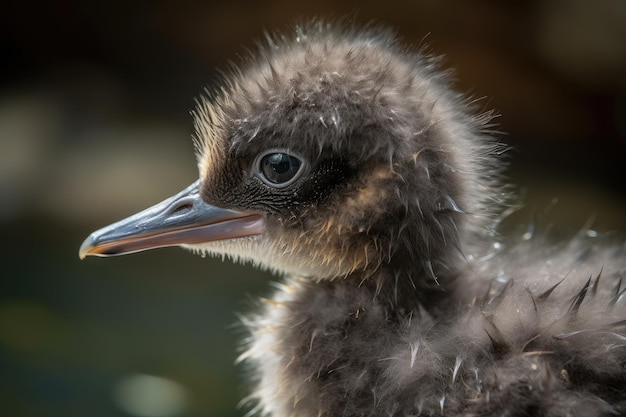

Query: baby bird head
[80,22,504,287]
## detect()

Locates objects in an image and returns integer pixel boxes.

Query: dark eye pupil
[261,153,301,185]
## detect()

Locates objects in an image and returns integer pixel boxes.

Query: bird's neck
[345,262,458,318]
[243,261,461,417]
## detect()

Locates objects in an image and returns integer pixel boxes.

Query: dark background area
[1,1,625,416]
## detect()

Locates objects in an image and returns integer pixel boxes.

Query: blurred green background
[1,1,625,416]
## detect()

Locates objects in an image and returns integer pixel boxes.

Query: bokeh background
[2,1,625,416]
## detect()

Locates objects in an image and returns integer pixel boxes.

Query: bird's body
[81,22,626,416]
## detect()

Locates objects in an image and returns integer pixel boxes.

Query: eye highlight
[255,150,304,187]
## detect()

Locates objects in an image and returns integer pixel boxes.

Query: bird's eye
[256,151,304,187]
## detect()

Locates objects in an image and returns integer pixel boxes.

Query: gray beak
[79,180,264,259]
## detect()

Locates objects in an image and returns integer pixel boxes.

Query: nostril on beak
[169,198,194,215]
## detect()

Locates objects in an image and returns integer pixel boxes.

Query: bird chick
[81,21,626,417]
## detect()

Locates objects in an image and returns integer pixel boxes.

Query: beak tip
[78,235,95,260]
